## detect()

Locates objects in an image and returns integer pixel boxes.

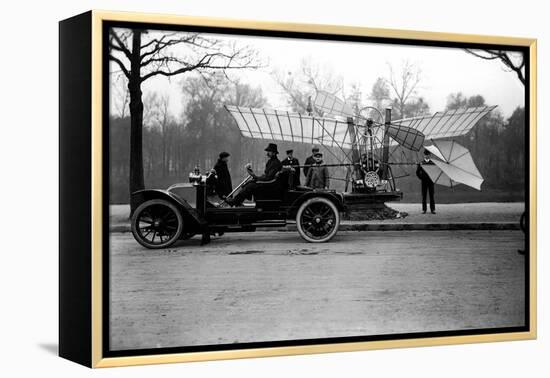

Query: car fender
[288,191,345,217]
[131,189,206,230]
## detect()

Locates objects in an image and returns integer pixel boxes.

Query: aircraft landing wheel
[296,197,340,243]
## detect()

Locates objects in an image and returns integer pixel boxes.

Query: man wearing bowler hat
[281,149,301,189]
[226,143,283,206]
[416,149,436,214]
[305,151,329,189]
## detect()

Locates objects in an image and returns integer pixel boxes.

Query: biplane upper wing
[391,106,497,140]
[225,105,357,150]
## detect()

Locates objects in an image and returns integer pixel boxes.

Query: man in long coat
[281,149,301,189]
[416,149,436,214]
[305,152,329,189]
[227,143,283,206]
[303,146,319,180]
[209,151,233,199]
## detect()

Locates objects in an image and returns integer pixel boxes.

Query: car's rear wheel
[296,197,340,243]
[131,199,183,249]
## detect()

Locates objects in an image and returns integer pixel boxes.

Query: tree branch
[140,34,214,62]
[465,49,525,85]
[109,54,130,78]
[109,30,132,60]
[140,51,261,82]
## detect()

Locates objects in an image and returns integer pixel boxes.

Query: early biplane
[130,91,495,249]
[225,91,494,197]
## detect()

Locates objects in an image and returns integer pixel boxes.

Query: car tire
[131,199,183,249]
[296,197,340,243]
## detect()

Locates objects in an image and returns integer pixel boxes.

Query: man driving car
[225,143,283,206]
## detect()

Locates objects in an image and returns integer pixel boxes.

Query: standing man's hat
[313,151,323,157]
[423,149,431,156]
[219,151,230,158]
[312,146,320,153]
[286,149,293,154]
[265,143,279,154]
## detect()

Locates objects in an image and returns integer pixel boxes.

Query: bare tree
[385,60,422,119]
[345,81,363,115]
[273,58,343,113]
[368,77,390,110]
[109,28,261,211]
[145,93,175,176]
[111,74,130,119]
[446,92,468,110]
[465,49,525,86]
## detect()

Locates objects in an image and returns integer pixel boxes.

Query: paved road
[109,230,526,351]
[109,202,525,228]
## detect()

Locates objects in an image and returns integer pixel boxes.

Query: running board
[215,221,287,229]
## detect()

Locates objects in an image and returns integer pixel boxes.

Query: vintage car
[130,168,350,249]
[130,164,405,249]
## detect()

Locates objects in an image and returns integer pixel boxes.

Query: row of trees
[109,58,433,203]
[109,27,262,210]
[269,58,525,201]
[272,58,430,120]
[110,80,525,205]
[110,75,268,203]
[108,27,526,204]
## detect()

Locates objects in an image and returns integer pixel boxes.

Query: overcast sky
[112,30,525,120]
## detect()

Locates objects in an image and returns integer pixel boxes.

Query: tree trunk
[129,29,144,214]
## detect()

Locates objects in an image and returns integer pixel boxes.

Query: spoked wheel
[296,197,340,243]
[131,199,183,249]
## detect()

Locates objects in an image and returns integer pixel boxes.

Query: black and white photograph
[106,22,528,353]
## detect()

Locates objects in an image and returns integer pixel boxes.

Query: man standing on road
[416,149,436,214]
[281,149,301,189]
[304,146,319,180]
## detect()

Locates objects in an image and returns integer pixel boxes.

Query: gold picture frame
[59,10,537,368]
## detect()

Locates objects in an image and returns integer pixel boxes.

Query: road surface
[109,230,526,351]
[109,202,525,229]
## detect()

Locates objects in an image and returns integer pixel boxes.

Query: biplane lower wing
[386,123,425,151]
[226,105,410,151]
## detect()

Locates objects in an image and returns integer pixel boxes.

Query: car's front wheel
[296,197,340,243]
[131,199,183,249]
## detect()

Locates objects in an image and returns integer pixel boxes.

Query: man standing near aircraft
[305,151,329,190]
[304,146,319,180]
[281,149,301,188]
[416,149,436,214]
